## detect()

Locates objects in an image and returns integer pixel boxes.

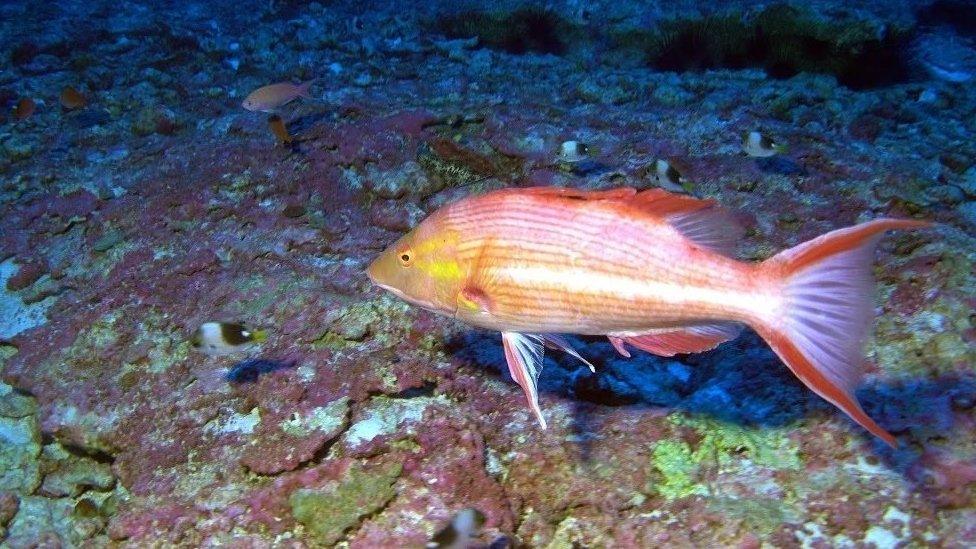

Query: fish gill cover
[0,0,975,547]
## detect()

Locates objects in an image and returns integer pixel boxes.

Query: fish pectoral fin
[458,286,493,313]
[501,332,548,429]
[541,334,595,372]
[612,323,742,357]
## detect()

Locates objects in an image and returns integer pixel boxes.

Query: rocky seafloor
[1,0,975,547]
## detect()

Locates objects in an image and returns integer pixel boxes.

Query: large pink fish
[367,186,930,446]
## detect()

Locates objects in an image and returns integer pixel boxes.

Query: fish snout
[365,259,379,284]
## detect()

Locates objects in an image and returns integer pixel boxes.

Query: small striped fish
[367,186,929,446]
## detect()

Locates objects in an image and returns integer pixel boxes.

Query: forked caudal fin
[756,218,930,447]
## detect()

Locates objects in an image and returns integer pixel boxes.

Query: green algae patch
[709,496,800,536]
[0,343,18,372]
[874,295,976,378]
[289,461,401,545]
[647,415,801,500]
[674,415,801,470]
[649,440,708,500]
[233,273,307,318]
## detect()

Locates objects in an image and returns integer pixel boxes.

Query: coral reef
[1,0,974,546]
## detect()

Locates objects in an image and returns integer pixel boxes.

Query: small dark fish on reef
[12,97,36,120]
[368,185,931,446]
[427,508,485,549]
[742,130,785,157]
[267,114,293,145]
[191,322,267,356]
[242,80,313,112]
[226,358,296,383]
[60,86,87,110]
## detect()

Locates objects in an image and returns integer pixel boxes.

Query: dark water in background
[1,1,975,547]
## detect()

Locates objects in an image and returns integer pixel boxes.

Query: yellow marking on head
[410,229,464,283]
[422,258,463,282]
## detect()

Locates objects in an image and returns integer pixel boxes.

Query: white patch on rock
[206,407,261,435]
[342,395,448,448]
[280,397,349,437]
[882,506,911,539]
[864,525,899,549]
[0,258,57,339]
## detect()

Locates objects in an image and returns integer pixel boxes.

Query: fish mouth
[368,279,440,312]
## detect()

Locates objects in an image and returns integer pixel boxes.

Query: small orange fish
[60,86,87,110]
[368,186,931,445]
[12,97,36,120]
[242,80,313,112]
[267,114,293,144]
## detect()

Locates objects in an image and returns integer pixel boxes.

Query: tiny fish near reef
[367,186,929,446]
[242,80,313,112]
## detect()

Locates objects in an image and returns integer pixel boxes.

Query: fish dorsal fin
[609,322,742,357]
[515,186,741,255]
[630,189,742,256]
[517,186,638,201]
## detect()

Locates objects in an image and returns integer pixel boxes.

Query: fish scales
[444,192,758,334]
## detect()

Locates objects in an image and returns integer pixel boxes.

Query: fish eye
[398,249,413,267]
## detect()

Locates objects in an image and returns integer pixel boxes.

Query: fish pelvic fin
[540,334,595,372]
[501,332,547,429]
[756,218,931,447]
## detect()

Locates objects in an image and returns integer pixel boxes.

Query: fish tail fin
[250,329,268,343]
[754,218,930,447]
[298,79,315,98]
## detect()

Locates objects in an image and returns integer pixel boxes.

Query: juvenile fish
[60,86,87,110]
[368,186,930,446]
[557,140,589,163]
[242,80,313,112]
[427,508,485,549]
[742,130,784,157]
[650,159,689,191]
[191,322,267,356]
[267,114,293,144]
[12,97,36,120]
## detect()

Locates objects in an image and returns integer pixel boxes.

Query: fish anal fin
[613,323,742,357]
[608,336,631,358]
[501,332,547,429]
